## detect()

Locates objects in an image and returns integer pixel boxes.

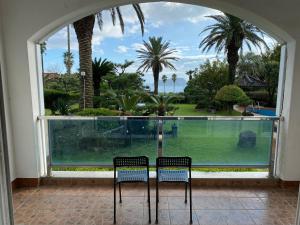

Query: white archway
[0,0,299,182]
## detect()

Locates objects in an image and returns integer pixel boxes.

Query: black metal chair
[113,156,151,224]
[155,157,192,224]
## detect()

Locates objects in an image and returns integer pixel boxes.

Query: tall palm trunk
[227,38,239,84]
[73,15,95,109]
[67,25,71,76]
[153,67,159,95]
[94,77,100,96]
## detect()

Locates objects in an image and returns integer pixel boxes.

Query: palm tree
[199,13,268,84]
[92,58,115,96]
[64,25,73,75]
[150,95,178,116]
[108,90,141,115]
[186,70,193,81]
[73,5,145,109]
[137,36,178,95]
[171,73,177,92]
[115,60,134,75]
[161,74,168,94]
[40,42,47,87]
[63,51,74,75]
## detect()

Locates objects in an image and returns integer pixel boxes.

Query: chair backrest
[156,157,192,168]
[113,156,149,168]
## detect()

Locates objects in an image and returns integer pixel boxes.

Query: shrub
[93,95,118,109]
[75,108,120,116]
[215,85,252,111]
[53,98,70,115]
[44,89,71,113]
[246,90,269,105]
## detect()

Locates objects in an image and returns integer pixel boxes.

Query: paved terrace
[13,184,298,225]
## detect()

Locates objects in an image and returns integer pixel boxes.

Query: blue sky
[44,2,276,88]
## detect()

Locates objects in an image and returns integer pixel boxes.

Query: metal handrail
[38,115,281,121]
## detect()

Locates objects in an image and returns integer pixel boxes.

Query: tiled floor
[13,184,298,225]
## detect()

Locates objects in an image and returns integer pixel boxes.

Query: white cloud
[185,10,223,24]
[140,2,221,28]
[116,45,129,53]
[131,42,145,50]
[46,26,78,51]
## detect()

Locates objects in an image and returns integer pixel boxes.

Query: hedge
[75,108,120,116]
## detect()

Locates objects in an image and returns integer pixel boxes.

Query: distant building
[43,72,60,81]
[237,74,267,90]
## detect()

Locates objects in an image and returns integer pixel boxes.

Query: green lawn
[174,104,241,116]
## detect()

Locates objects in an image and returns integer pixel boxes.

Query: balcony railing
[39,116,280,173]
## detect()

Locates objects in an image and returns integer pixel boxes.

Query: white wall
[0,1,16,181]
[0,0,300,180]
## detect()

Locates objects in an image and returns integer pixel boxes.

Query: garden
[42,4,280,170]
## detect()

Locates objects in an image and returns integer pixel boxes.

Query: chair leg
[185,182,187,203]
[119,183,122,203]
[114,180,116,224]
[155,181,159,224]
[189,182,192,224]
[147,181,151,224]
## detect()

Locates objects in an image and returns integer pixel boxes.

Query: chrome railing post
[44,119,51,177]
[157,118,163,157]
[268,120,275,178]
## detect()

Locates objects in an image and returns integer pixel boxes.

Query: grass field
[174,104,241,116]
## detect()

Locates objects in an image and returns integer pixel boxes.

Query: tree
[40,42,47,86]
[73,5,145,109]
[261,46,280,106]
[92,58,115,96]
[199,14,268,84]
[184,60,228,108]
[237,52,264,78]
[63,51,74,75]
[186,70,194,81]
[64,25,73,75]
[108,90,142,115]
[215,85,251,112]
[137,36,178,94]
[115,60,134,75]
[236,46,280,106]
[149,95,178,116]
[161,74,168,94]
[262,60,279,106]
[171,73,177,92]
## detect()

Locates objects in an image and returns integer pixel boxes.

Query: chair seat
[117,169,148,182]
[158,169,188,182]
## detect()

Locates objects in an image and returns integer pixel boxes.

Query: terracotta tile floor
[13,184,298,225]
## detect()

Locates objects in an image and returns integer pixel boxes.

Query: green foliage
[53,98,71,115]
[237,45,280,106]
[63,51,74,74]
[184,60,228,109]
[115,60,134,75]
[107,90,147,115]
[149,95,179,116]
[136,36,178,94]
[75,108,120,116]
[246,90,269,103]
[105,72,144,93]
[215,85,251,111]
[44,74,80,93]
[44,89,71,114]
[199,13,268,83]
[92,57,115,96]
